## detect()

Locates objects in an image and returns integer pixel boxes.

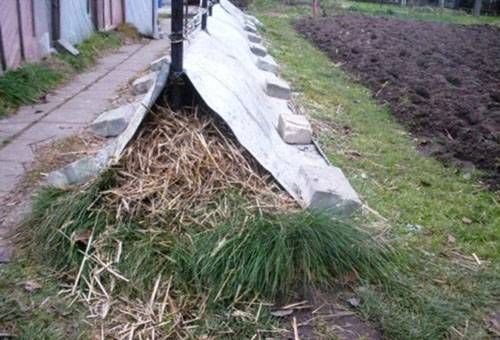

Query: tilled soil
[295,14,500,188]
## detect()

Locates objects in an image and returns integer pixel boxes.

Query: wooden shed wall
[95,0,124,30]
[0,0,49,73]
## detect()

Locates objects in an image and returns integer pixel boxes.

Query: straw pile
[106,106,294,230]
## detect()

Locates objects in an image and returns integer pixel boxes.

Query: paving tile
[61,96,111,112]
[0,161,25,194]
[42,108,100,124]
[16,122,84,144]
[0,142,36,163]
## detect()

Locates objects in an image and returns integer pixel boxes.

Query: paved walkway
[0,25,170,262]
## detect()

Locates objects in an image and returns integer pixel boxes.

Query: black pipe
[170,0,184,110]
[201,0,208,30]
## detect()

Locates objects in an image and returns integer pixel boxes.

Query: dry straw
[106,105,295,230]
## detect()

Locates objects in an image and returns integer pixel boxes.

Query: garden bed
[295,14,500,188]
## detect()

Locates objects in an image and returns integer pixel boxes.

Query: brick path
[0,23,170,262]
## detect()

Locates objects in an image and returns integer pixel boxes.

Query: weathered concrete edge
[47,64,170,188]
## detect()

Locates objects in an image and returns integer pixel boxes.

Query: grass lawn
[339,0,500,25]
[252,4,500,338]
[0,25,140,118]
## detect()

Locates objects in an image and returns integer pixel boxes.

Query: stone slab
[299,164,361,214]
[150,56,171,71]
[256,55,279,75]
[56,39,80,56]
[265,74,291,100]
[249,43,267,57]
[247,33,262,43]
[132,72,158,95]
[90,103,138,137]
[277,113,312,144]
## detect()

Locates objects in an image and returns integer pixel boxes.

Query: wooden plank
[0,1,23,69]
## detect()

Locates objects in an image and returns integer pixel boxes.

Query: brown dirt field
[295,14,500,188]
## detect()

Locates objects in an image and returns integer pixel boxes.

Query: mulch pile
[295,14,500,188]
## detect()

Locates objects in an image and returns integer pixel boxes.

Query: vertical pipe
[170,0,184,110]
[208,0,213,16]
[51,0,61,42]
[16,0,26,61]
[201,0,208,30]
[0,25,7,71]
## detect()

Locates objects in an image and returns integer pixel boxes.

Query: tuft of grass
[0,30,129,118]
[26,173,116,271]
[183,210,393,302]
[55,31,123,72]
[0,64,63,117]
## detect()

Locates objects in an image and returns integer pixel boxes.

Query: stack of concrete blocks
[244,14,360,214]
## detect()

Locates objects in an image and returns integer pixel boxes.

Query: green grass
[341,0,500,25]
[20,172,397,337]
[252,6,500,338]
[0,64,64,117]
[183,211,392,302]
[0,261,89,339]
[0,28,136,118]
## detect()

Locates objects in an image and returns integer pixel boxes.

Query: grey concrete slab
[42,108,98,124]
[0,161,25,197]
[16,122,84,143]
[0,143,35,163]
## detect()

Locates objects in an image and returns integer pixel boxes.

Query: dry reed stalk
[105,106,294,231]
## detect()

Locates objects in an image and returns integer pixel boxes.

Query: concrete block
[256,55,280,75]
[47,143,114,188]
[250,43,267,57]
[299,164,361,214]
[55,39,80,56]
[277,113,312,144]
[132,72,157,95]
[244,22,257,33]
[91,102,138,137]
[150,56,171,72]
[245,15,263,28]
[247,33,262,43]
[265,74,291,100]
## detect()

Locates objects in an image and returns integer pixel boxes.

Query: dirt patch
[276,290,382,339]
[295,14,500,188]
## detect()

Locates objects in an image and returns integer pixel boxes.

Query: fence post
[201,0,208,30]
[170,0,184,110]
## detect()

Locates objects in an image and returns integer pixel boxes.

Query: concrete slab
[299,164,361,214]
[132,73,158,95]
[247,33,262,43]
[265,74,291,100]
[256,55,279,75]
[16,122,84,143]
[0,142,35,163]
[91,103,138,137]
[277,113,313,144]
[250,43,267,57]
[0,161,25,195]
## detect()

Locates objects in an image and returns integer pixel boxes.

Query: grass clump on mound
[185,210,392,302]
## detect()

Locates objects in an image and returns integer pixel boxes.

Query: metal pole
[208,0,213,16]
[170,0,184,110]
[201,0,208,30]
